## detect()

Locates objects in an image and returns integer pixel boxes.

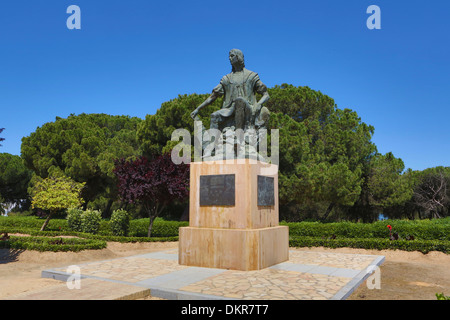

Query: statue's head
[229,49,245,72]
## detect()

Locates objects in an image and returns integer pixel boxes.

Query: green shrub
[289,236,450,254]
[0,216,68,231]
[2,236,106,252]
[129,218,188,237]
[110,209,131,236]
[67,207,83,232]
[0,227,178,243]
[436,293,450,300]
[281,219,450,241]
[0,216,44,229]
[80,234,179,243]
[81,210,102,234]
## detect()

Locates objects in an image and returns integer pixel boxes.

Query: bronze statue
[190,49,270,132]
[190,49,271,160]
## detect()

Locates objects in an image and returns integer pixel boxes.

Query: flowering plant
[387,225,398,240]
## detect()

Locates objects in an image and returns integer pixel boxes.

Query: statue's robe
[211,68,268,121]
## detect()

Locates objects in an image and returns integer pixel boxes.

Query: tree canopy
[21,113,142,215]
[31,173,85,230]
[0,153,33,207]
[137,93,221,158]
[14,84,448,222]
[137,84,404,221]
[0,128,4,147]
[113,153,189,236]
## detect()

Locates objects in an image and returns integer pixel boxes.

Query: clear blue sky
[1,0,449,171]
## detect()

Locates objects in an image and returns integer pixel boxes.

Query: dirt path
[297,247,450,300]
[1,243,448,300]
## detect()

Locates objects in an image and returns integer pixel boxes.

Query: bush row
[0,236,107,252]
[127,219,188,237]
[0,227,179,243]
[5,215,445,240]
[282,219,450,241]
[0,216,68,230]
[289,236,450,254]
[0,216,188,237]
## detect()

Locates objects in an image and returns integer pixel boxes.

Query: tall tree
[0,128,4,146]
[137,84,381,221]
[21,114,142,215]
[267,94,377,220]
[346,152,414,222]
[137,93,221,158]
[366,152,413,208]
[0,153,33,209]
[412,167,450,219]
[113,153,189,236]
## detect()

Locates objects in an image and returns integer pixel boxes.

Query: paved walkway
[6,249,384,300]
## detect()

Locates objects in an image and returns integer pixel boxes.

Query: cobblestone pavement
[35,249,384,300]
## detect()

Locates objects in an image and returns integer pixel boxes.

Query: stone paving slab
[9,249,384,300]
[3,278,151,300]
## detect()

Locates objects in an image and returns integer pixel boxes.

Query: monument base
[178,226,289,271]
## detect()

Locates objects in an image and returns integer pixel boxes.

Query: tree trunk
[147,203,165,237]
[40,213,53,231]
[147,215,156,237]
[433,210,441,219]
[321,203,335,221]
[103,199,114,218]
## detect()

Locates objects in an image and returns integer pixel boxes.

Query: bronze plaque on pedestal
[258,175,274,206]
[200,174,235,206]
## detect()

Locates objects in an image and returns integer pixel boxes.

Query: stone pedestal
[179,159,289,271]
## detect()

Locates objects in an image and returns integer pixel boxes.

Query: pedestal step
[179,226,289,271]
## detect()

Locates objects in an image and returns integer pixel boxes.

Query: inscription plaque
[200,174,235,206]
[257,175,275,206]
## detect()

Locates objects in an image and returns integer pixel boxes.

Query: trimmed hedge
[82,234,179,243]
[0,236,107,252]
[0,216,67,230]
[127,219,188,237]
[0,228,179,243]
[289,236,450,254]
[1,216,449,253]
[282,218,450,241]
[0,216,188,237]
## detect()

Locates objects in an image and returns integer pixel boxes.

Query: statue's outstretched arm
[190,88,221,120]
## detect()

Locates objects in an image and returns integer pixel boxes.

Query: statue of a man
[190,49,270,131]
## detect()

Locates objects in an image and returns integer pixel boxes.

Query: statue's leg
[255,106,270,129]
[210,111,221,130]
[234,97,252,131]
[202,111,223,158]
[234,100,245,131]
